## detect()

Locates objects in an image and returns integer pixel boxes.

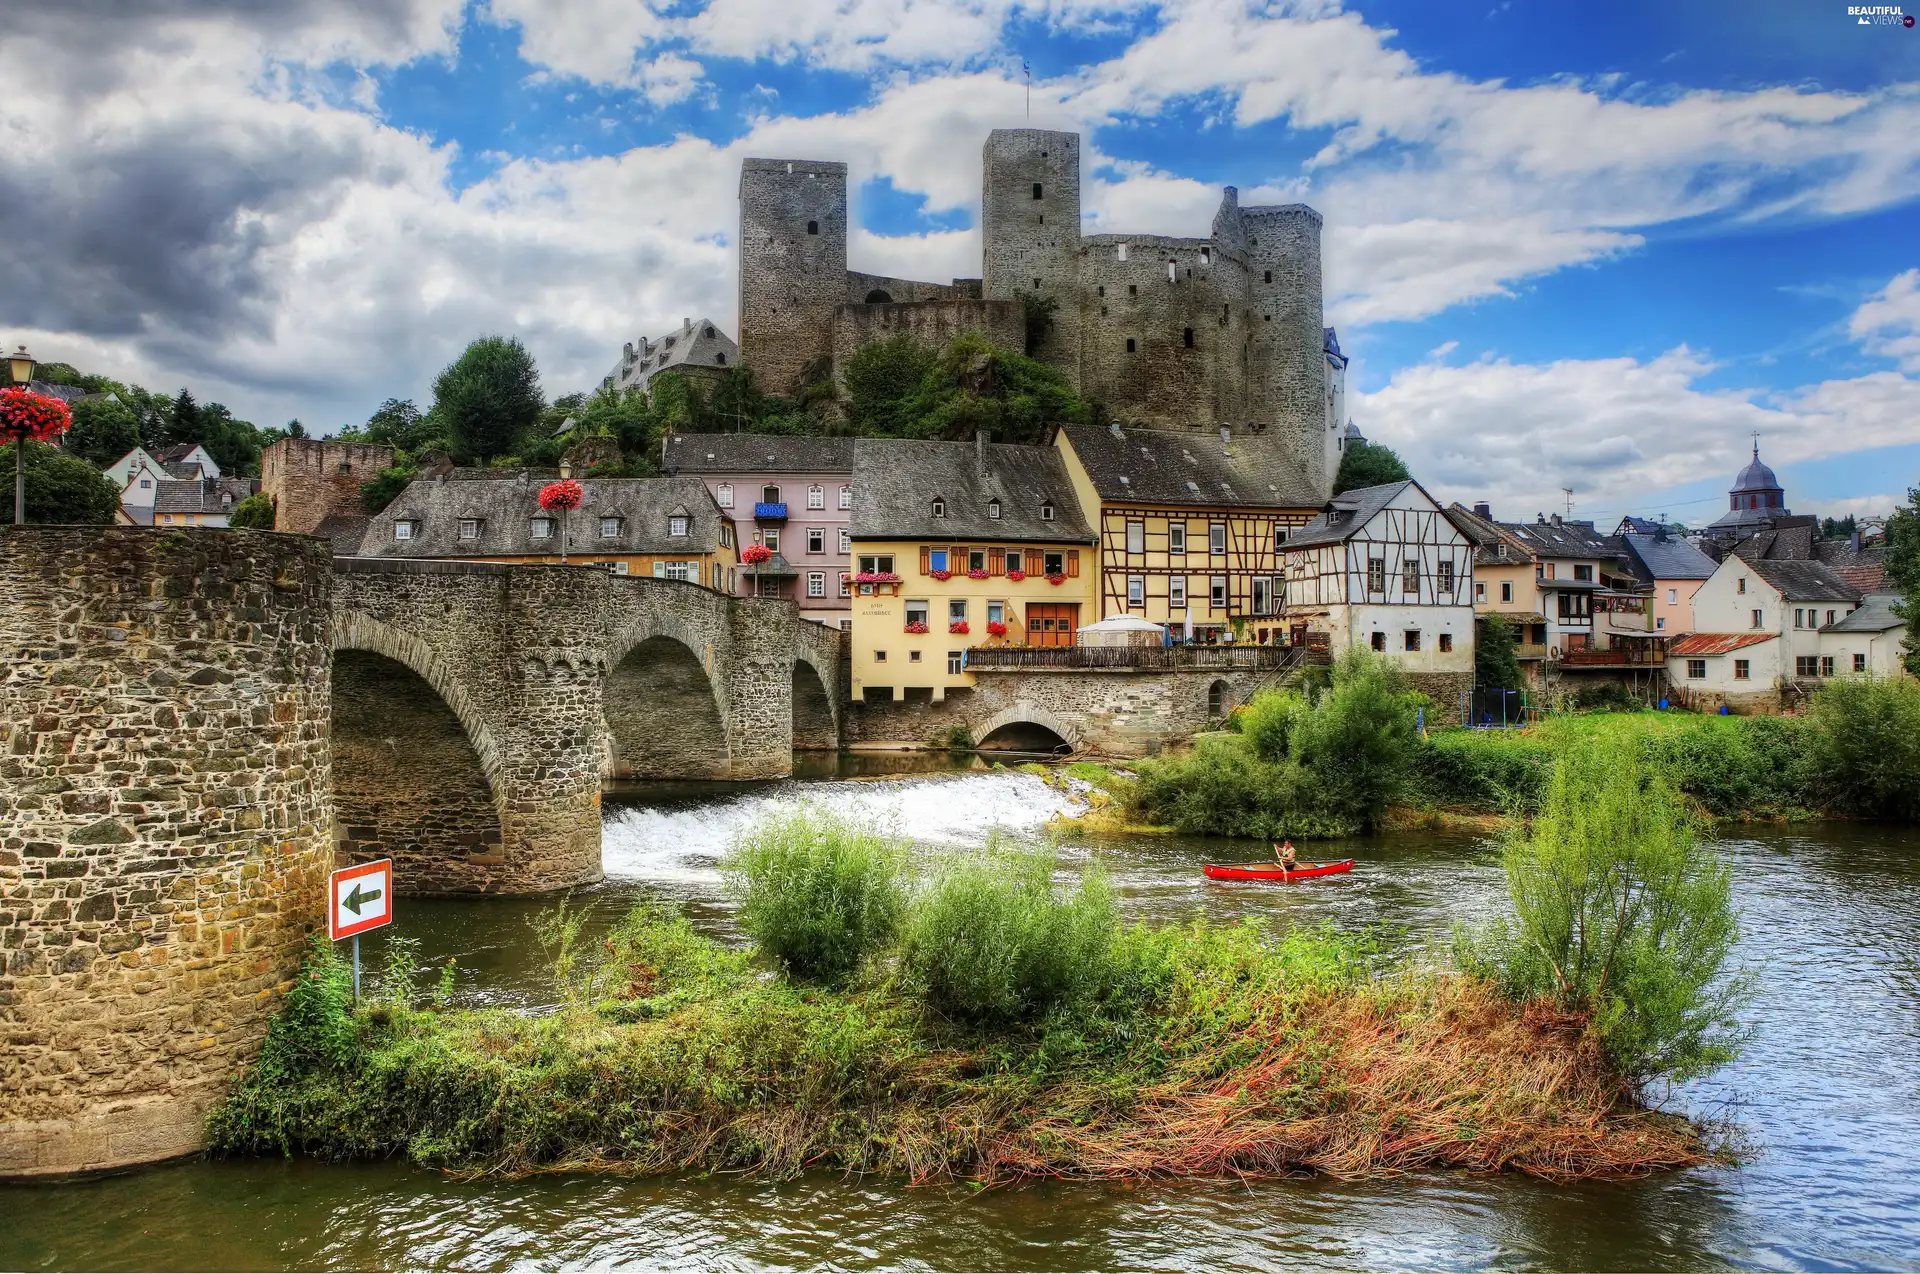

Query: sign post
[327,859,394,1001]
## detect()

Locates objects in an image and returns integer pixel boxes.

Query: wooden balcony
[964,645,1306,672]
[1514,642,1550,660]
[1558,646,1667,668]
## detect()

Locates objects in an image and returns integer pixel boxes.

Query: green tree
[708,366,768,431]
[1821,513,1859,540]
[1882,484,1920,675]
[1014,290,1058,356]
[63,396,143,467]
[228,493,276,529]
[570,385,657,466]
[167,388,201,446]
[286,419,309,440]
[362,398,439,452]
[842,335,939,436]
[0,442,122,523]
[1475,613,1525,691]
[431,335,545,462]
[1803,676,1920,821]
[1333,440,1411,494]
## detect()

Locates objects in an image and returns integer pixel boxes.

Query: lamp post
[8,345,36,526]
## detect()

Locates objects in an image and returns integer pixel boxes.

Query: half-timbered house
[1280,479,1477,711]
[1054,423,1322,641]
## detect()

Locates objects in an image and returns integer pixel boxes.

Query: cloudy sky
[4,0,1919,524]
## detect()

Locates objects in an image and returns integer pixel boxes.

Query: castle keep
[738,128,1339,500]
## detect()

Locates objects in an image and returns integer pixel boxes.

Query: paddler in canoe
[1274,840,1299,871]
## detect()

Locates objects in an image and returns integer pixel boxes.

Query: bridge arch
[603,629,733,779]
[792,654,838,751]
[974,701,1081,754]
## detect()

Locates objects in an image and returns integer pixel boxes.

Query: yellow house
[354,473,739,588]
[1053,424,1324,640]
[848,437,1097,702]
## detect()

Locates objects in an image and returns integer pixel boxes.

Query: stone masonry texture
[0,527,333,1177]
[260,437,395,536]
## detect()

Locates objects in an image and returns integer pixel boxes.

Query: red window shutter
[989,548,1004,575]
[919,545,931,575]
[1068,550,1080,577]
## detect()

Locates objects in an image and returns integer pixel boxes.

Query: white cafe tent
[1076,614,1169,648]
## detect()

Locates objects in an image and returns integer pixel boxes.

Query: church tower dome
[1708,440,1789,531]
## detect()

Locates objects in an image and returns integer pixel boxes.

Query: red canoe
[1203,859,1354,882]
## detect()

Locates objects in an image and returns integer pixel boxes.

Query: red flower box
[930,569,952,581]
[949,621,970,635]
[855,571,901,584]
[1005,569,1027,582]
[1046,573,1067,585]
[966,568,988,580]
[904,621,930,634]
[0,389,72,444]
[986,620,1009,637]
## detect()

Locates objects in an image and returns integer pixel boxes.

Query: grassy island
[214,773,1740,1184]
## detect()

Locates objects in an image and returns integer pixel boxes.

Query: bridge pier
[0,528,333,1177]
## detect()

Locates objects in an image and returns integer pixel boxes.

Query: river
[3,758,1917,1271]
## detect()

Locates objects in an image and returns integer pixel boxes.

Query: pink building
[662,434,855,628]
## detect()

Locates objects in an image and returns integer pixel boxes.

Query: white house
[1668,555,1863,711]
[1280,478,1477,693]
[1819,593,1908,680]
[103,444,165,491]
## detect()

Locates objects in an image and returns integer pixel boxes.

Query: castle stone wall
[982,128,1083,373]
[261,437,395,536]
[1244,204,1329,499]
[738,158,849,395]
[831,300,1025,391]
[846,271,980,305]
[0,528,333,1176]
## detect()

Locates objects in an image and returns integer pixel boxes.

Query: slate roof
[151,477,254,515]
[358,475,727,558]
[1057,423,1321,509]
[663,434,855,474]
[1284,480,1414,549]
[1813,539,1888,593]
[850,438,1095,543]
[162,462,202,480]
[1670,633,1777,657]
[26,380,88,403]
[1743,558,1862,603]
[1621,532,1717,583]
[1821,593,1905,634]
[1732,522,1816,562]
[1445,502,1530,566]
[602,318,738,399]
[312,512,374,556]
[1499,517,1619,561]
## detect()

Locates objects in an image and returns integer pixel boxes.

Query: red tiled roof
[1668,632,1777,656]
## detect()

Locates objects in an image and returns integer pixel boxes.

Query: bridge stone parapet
[0,527,333,1177]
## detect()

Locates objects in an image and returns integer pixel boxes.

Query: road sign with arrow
[328,859,393,941]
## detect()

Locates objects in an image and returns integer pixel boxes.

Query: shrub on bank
[1457,738,1750,1085]
[1803,676,1920,822]
[900,840,1116,1023]
[722,810,907,982]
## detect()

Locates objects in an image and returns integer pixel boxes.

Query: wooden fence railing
[963,645,1306,672]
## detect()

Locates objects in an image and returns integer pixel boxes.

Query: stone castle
[738,127,1341,499]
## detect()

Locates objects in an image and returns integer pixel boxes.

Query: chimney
[1219,426,1231,448]
[1851,528,1863,554]
[1551,513,1562,527]
[976,429,988,471]
[682,317,691,331]
[1473,502,1492,520]
[1654,523,1669,543]
[1537,513,1546,524]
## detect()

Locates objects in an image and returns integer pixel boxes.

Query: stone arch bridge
[330,557,844,893]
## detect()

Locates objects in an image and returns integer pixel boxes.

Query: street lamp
[8,345,33,526]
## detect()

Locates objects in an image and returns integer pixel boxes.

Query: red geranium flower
[966,568,988,580]
[742,543,774,565]
[538,479,584,512]
[903,621,930,634]
[1046,573,1067,585]
[949,621,969,635]
[930,568,952,581]
[986,620,1009,637]
[0,389,73,444]
[1005,569,1026,582]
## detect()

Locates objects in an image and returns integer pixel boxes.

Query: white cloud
[1850,268,1920,372]
[1355,343,1920,521]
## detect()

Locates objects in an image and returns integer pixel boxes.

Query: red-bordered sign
[328,859,393,940]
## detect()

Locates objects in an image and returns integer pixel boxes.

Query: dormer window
[457,518,481,540]
[931,497,946,518]
[1040,501,1055,522]
[393,520,418,541]
[530,516,554,540]
[987,498,1001,520]
[668,514,690,537]
[600,515,623,538]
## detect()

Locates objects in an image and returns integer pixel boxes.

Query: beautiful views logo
[1848,4,1916,24]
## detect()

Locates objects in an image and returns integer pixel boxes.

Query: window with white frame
[1209,523,1226,555]
[763,527,780,552]
[1501,580,1513,603]
[1667,588,1678,604]
[1252,577,1274,615]
[905,598,929,627]
[807,527,824,553]
[987,600,1005,626]
[1751,608,1763,629]
[947,650,964,674]
[530,516,554,540]
[839,486,852,510]
[138,478,151,489]
[1043,551,1064,576]
[716,483,733,508]
[1367,558,1385,593]
[1437,560,1455,593]
[839,572,852,597]
[987,498,1001,520]
[931,497,946,517]
[1170,577,1187,607]
[1475,581,1486,601]
[1855,653,1868,672]
[762,485,781,504]
[394,521,416,541]
[1040,501,1055,522]
[600,515,622,538]
[1210,576,1227,608]
[807,572,825,597]
[457,519,480,540]
[968,549,986,573]
[664,561,691,581]
[1126,520,1145,554]
[807,485,824,509]
[1168,524,1186,554]
[1402,561,1420,594]
[838,528,851,554]
[668,514,690,537]
[1127,575,1145,607]
[949,599,967,624]
[929,548,949,573]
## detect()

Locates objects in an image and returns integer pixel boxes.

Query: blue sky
[4,0,1919,522]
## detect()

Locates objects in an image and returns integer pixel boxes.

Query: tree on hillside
[1821,514,1860,540]
[228,493,276,529]
[0,442,121,523]
[168,388,201,446]
[841,333,1091,444]
[1334,440,1411,494]
[63,396,143,467]
[843,336,939,436]
[432,336,544,462]
[360,398,441,452]
[1475,613,1525,692]
[1882,484,1920,675]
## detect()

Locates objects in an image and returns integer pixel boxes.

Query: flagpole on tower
[1023,59,1030,120]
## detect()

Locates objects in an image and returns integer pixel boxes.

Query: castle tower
[1244,203,1330,499]
[738,159,849,396]
[981,129,1081,378]
[260,437,395,536]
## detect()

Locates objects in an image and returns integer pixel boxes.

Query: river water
[4,759,1918,1271]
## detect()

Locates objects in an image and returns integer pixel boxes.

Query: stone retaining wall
[0,527,333,1176]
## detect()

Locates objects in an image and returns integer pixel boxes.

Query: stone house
[1817,594,1909,681]
[1052,422,1321,641]
[661,433,854,628]
[1669,555,1863,712]
[350,471,739,587]
[849,435,1097,704]
[1281,479,1477,712]
[597,317,738,402]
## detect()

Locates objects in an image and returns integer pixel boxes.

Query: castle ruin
[738,128,1339,499]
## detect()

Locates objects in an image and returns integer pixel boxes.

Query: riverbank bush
[1802,676,1920,821]
[900,841,1114,1023]
[721,810,907,982]
[1457,739,1750,1085]
[1125,650,1425,838]
[210,893,1704,1183]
